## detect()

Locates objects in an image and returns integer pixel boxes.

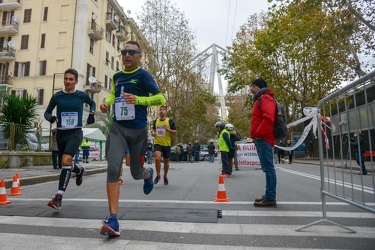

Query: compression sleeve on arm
[105,94,115,105]
[135,93,166,106]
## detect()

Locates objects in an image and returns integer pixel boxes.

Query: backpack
[258,94,287,140]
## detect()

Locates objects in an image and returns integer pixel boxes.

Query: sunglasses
[121,49,141,56]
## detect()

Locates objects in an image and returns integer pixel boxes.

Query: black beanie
[252,78,267,89]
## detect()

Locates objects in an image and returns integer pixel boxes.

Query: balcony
[88,21,103,41]
[116,25,127,41]
[0,74,12,89]
[0,19,19,35]
[84,81,102,94]
[105,13,117,30]
[0,0,21,11]
[0,49,15,62]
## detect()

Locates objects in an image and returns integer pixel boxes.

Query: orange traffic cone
[214,175,230,202]
[0,180,12,205]
[16,173,23,190]
[8,175,21,196]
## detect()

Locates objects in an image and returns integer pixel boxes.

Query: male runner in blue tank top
[44,68,96,210]
[99,41,165,236]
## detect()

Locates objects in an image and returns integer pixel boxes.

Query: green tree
[270,0,375,76]
[0,94,38,150]
[222,1,354,122]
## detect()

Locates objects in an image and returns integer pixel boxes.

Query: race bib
[115,97,135,120]
[156,126,166,137]
[61,112,78,128]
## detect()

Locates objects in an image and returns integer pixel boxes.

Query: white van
[25,133,50,151]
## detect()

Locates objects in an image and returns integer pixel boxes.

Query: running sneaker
[48,194,62,210]
[154,175,161,185]
[118,178,123,185]
[164,176,169,185]
[143,168,154,195]
[75,167,85,186]
[100,215,120,236]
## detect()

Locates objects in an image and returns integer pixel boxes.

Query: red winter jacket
[250,89,276,147]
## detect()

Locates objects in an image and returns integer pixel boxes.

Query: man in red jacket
[250,78,277,207]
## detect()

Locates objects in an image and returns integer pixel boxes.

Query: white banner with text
[236,143,261,168]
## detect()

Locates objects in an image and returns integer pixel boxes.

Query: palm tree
[0,94,38,150]
[85,110,113,137]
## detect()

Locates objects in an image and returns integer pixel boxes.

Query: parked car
[170,144,188,162]
[25,133,50,151]
[0,131,49,151]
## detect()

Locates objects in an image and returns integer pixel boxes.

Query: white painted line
[278,167,375,194]
[9,197,375,206]
[0,233,338,250]
[0,216,374,238]
[222,210,375,218]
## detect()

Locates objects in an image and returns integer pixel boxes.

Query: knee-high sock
[72,163,80,174]
[58,166,71,194]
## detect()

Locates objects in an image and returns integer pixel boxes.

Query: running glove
[87,113,95,124]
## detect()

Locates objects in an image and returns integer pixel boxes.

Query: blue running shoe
[100,216,120,236]
[143,168,154,195]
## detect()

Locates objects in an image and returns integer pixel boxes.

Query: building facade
[0,0,150,132]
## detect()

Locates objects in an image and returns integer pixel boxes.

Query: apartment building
[0,0,150,132]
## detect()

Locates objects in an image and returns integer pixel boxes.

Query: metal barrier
[297,70,375,233]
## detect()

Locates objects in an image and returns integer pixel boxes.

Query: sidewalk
[0,161,107,188]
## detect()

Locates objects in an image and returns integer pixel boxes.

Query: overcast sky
[116,0,270,94]
[117,0,270,50]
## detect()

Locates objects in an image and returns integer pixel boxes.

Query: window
[105,51,109,65]
[109,78,112,91]
[105,29,111,42]
[89,38,94,54]
[43,7,48,21]
[112,34,115,47]
[0,37,4,49]
[117,39,121,51]
[21,35,29,50]
[14,62,30,77]
[2,11,15,25]
[116,61,119,71]
[39,60,47,75]
[86,63,96,85]
[104,75,108,89]
[41,34,45,48]
[11,90,27,97]
[23,9,32,23]
[37,89,44,105]
[111,56,114,70]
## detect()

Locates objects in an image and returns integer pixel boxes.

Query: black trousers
[52,150,59,169]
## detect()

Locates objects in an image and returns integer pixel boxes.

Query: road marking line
[9,197,375,206]
[1,216,374,238]
[0,233,346,250]
[278,167,374,193]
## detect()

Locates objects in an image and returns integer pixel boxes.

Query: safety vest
[218,129,230,153]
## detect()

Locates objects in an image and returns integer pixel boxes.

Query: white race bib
[61,112,78,128]
[115,97,135,120]
[156,126,166,137]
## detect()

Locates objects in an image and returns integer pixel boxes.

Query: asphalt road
[1,160,374,249]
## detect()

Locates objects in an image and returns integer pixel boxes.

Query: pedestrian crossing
[1,204,374,249]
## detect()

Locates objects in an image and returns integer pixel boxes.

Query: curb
[4,167,107,189]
